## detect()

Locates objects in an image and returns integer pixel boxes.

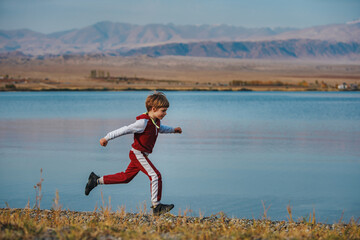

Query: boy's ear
[151,106,158,112]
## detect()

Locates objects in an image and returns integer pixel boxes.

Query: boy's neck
[147,111,157,120]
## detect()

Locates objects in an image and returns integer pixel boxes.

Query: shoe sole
[153,204,174,216]
[85,172,97,196]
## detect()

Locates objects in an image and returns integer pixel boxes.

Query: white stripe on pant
[132,148,161,206]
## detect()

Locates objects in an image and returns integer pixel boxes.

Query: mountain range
[0,21,359,59]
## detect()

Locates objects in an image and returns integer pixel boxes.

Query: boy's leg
[85,154,140,196]
[102,158,140,184]
[130,149,162,207]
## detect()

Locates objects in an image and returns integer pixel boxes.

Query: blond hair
[145,91,170,111]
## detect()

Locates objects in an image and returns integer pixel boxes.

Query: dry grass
[1,170,360,239]
[1,206,359,239]
[1,188,359,239]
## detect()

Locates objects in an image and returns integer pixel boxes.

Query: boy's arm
[101,119,147,145]
[159,125,182,134]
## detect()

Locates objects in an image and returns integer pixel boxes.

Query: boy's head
[145,91,169,112]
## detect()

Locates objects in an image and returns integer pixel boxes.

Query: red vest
[132,113,160,153]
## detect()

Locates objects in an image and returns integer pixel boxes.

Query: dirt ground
[1,55,359,91]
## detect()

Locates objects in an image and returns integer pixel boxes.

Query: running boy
[85,92,182,215]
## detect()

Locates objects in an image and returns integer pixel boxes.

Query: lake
[0,91,359,223]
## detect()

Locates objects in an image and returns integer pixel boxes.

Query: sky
[0,0,359,34]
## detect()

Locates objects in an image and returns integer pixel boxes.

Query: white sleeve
[104,119,147,141]
[159,124,175,133]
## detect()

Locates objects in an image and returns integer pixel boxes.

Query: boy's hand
[100,138,108,147]
[174,127,182,134]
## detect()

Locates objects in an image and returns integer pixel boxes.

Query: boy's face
[152,107,167,120]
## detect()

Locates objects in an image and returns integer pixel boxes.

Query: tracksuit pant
[102,148,162,206]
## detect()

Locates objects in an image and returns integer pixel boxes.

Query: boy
[85,92,182,216]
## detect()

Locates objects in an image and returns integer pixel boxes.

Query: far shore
[0,81,358,92]
[1,56,359,92]
[1,86,359,92]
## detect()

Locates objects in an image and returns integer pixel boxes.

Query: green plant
[5,84,16,90]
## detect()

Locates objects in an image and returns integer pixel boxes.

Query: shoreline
[1,86,358,92]
[1,208,359,239]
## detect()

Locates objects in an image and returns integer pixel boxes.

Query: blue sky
[0,0,359,33]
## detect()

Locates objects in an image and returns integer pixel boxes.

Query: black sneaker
[152,203,174,216]
[85,172,99,196]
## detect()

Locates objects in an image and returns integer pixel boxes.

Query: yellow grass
[1,169,360,239]
[1,206,359,240]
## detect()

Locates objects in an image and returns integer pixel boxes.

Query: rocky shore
[1,208,359,239]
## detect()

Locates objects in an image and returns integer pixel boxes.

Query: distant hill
[46,22,295,44]
[0,21,359,59]
[272,22,360,43]
[121,39,360,60]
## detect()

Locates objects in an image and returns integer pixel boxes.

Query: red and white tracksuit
[101,113,175,206]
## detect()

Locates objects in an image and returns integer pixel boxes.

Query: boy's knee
[124,175,136,183]
[156,172,162,181]
[150,172,161,182]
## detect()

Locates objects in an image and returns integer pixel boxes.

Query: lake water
[0,91,359,223]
